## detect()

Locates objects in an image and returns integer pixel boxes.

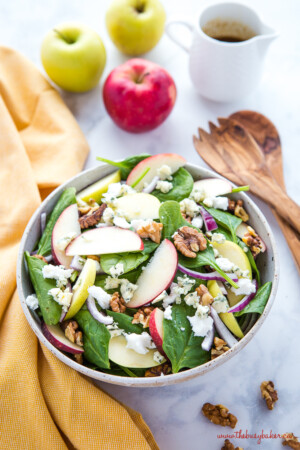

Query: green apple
[106,0,166,56]
[76,171,121,204]
[41,23,106,92]
[212,240,252,307]
[207,280,244,339]
[65,258,96,319]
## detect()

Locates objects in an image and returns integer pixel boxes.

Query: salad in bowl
[19,153,277,384]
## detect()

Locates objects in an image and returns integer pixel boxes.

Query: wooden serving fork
[193,117,300,235]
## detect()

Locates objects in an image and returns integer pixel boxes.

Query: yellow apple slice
[114,192,160,220]
[109,335,165,368]
[207,280,244,339]
[76,170,121,204]
[65,258,96,320]
[212,240,252,306]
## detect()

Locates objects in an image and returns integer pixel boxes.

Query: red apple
[103,58,176,133]
[149,308,165,355]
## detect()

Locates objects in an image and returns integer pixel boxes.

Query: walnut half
[211,337,230,360]
[260,380,278,410]
[221,439,243,450]
[110,292,126,313]
[174,226,207,258]
[145,362,172,377]
[202,403,237,429]
[282,433,300,449]
[132,306,154,328]
[79,203,107,229]
[196,284,214,306]
[61,320,83,347]
[137,222,163,244]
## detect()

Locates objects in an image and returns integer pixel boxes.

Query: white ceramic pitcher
[165,2,278,102]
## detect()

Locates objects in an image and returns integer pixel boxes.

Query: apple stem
[53,29,74,44]
[136,72,150,84]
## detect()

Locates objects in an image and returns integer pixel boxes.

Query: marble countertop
[1,0,299,448]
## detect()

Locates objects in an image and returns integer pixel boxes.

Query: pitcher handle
[165,18,194,53]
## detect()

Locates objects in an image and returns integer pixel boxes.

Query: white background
[1,0,299,448]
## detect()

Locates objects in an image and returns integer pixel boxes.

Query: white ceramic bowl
[17,163,279,387]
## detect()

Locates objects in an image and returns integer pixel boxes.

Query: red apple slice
[193,178,232,198]
[52,204,81,268]
[42,322,84,354]
[126,239,178,308]
[66,227,144,256]
[149,308,165,355]
[127,153,186,191]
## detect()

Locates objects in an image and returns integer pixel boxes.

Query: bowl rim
[17,162,279,387]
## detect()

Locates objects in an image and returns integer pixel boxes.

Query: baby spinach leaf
[152,168,194,202]
[100,240,158,275]
[202,206,242,243]
[25,252,62,325]
[97,154,151,179]
[238,239,261,286]
[162,303,210,373]
[106,311,143,334]
[178,245,238,288]
[37,187,77,255]
[75,309,110,369]
[159,201,190,239]
[234,282,272,317]
[100,252,149,275]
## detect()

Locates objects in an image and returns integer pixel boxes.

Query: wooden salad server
[193,117,300,235]
[229,110,300,272]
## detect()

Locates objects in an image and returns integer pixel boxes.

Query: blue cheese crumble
[26,294,39,311]
[156,180,173,193]
[42,264,73,288]
[154,351,165,364]
[187,305,213,337]
[180,198,201,218]
[48,287,73,311]
[125,332,155,354]
[164,305,173,320]
[109,263,124,278]
[211,233,226,244]
[212,293,229,313]
[203,196,229,210]
[157,164,173,180]
[231,278,256,296]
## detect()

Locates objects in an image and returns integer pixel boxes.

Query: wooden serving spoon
[230,110,300,272]
[193,117,300,234]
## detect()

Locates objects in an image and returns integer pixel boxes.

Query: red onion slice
[143,176,159,194]
[178,264,238,283]
[40,212,47,235]
[210,307,238,348]
[200,206,218,232]
[227,280,258,313]
[86,295,113,325]
[201,324,215,351]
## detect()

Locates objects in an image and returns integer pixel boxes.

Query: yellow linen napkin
[0,46,158,450]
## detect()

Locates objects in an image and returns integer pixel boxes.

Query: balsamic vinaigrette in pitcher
[202,19,256,43]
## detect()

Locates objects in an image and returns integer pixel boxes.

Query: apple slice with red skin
[149,308,166,357]
[42,322,84,354]
[126,239,178,308]
[66,227,144,256]
[193,178,232,198]
[127,153,186,191]
[52,204,81,268]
